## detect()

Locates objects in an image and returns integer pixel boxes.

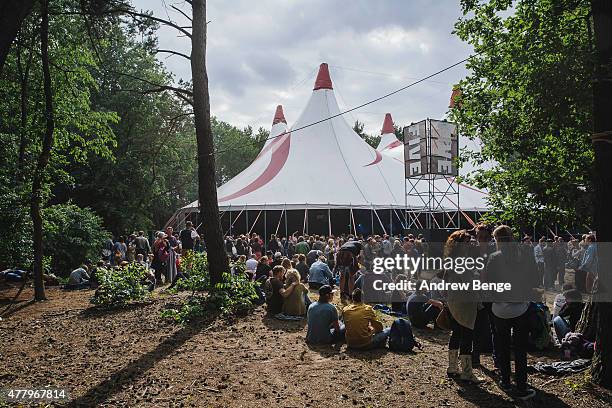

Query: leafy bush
[171,251,210,293]
[161,263,259,323]
[43,203,110,276]
[0,184,33,270]
[90,263,149,307]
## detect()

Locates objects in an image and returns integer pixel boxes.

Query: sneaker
[514,387,536,400]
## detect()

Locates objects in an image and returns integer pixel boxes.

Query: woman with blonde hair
[282,268,309,316]
[444,230,483,383]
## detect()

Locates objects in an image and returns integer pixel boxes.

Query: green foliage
[353,120,381,148]
[172,251,210,293]
[161,255,259,323]
[213,118,268,185]
[91,263,150,307]
[451,0,594,229]
[42,203,109,276]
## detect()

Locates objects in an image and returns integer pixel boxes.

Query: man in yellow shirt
[343,288,390,349]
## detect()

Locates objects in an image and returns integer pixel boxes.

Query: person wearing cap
[306,285,344,344]
[343,288,389,349]
[308,255,333,290]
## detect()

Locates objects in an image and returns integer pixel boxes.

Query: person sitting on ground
[295,254,309,283]
[245,254,258,278]
[306,249,322,267]
[282,268,310,316]
[308,255,333,290]
[343,288,390,349]
[406,282,443,329]
[67,265,91,289]
[255,256,272,283]
[552,283,574,318]
[264,265,298,316]
[306,285,345,344]
[553,289,584,343]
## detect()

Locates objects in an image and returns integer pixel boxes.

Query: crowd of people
[218,226,599,401]
[4,220,599,401]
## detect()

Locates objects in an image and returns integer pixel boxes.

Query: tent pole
[302,208,307,235]
[246,209,249,236]
[264,207,267,251]
[275,208,284,236]
[328,208,332,237]
[284,204,288,239]
[389,208,393,236]
[373,208,386,235]
[248,210,263,236]
[371,209,374,235]
[350,207,357,236]
[229,207,232,236]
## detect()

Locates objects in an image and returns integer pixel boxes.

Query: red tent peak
[313,63,333,90]
[272,105,286,125]
[381,113,395,134]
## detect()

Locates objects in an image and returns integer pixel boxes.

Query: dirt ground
[1,286,611,408]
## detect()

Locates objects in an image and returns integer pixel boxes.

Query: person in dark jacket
[552,289,584,342]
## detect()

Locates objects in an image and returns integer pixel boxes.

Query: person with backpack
[343,288,390,349]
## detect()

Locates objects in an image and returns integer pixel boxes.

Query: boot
[459,355,484,383]
[447,349,460,377]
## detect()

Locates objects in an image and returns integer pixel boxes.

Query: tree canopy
[451,0,594,230]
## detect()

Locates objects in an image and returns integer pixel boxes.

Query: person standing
[533,237,545,286]
[486,225,537,400]
[444,230,482,383]
[179,221,198,253]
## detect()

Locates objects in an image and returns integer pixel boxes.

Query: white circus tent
[172,63,490,234]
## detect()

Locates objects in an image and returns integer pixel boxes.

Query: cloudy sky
[132,0,473,135]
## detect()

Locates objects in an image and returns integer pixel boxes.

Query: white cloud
[131,0,473,134]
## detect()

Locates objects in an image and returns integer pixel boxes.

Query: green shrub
[90,263,149,307]
[171,251,210,293]
[43,203,110,276]
[161,266,259,323]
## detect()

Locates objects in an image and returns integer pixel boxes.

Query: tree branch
[119,9,192,38]
[156,48,190,60]
[170,5,192,22]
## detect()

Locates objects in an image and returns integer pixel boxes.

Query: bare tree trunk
[30,0,54,301]
[0,0,35,76]
[590,0,612,388]
[191,0,228,285]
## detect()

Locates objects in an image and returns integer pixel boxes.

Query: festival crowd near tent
[1,1,611,407]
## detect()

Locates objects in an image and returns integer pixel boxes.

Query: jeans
[371,328,391,348]
[330,322,346,343]
[553,316,571,342]
[449,315,473,355]
[493,310,530,389]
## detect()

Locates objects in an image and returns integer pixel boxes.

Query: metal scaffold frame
[404,118,460,230]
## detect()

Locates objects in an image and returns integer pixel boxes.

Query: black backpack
[388,318,418,352]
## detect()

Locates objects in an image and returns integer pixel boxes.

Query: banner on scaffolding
[403,119,458,177]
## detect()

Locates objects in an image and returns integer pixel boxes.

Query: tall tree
[30,0,54,300]
[451,0,594,230]
[191,0,228,284]
[589,0,612,388]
